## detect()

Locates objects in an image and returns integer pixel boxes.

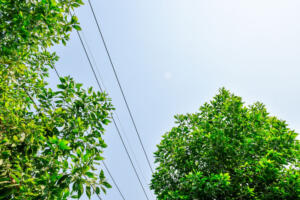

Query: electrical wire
[80,29,150,187]
[53,65,60,78]
[80,30,156,199]
[87,0,154,173]
[73,20,150,200]
[102,161,126,200]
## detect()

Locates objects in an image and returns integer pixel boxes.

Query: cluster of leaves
[0,0,113,199]
[0,0,82,64]
[151,88,299,200]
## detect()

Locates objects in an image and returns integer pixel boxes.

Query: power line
[53,65,60,78]
[73,20,150,200]
[87,0,154,174]
[76,29,150,200]
[53,65,126,200]
[80,30,155,199]
[114,113,157,200]
[102,161,126,200]
[80,30,150,187]
[111,114,150,200]
[114,113,150,184]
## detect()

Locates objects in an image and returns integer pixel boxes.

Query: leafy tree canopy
[0,0,113,199]
[151,88,299,200]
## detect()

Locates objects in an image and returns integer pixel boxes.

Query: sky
[49,0,300,199]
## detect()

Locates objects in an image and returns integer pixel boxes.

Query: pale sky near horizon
[49,0,300,199]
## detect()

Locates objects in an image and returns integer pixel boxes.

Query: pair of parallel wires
[54,0,155,199]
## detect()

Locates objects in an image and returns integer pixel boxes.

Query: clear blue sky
[49,0,300,199]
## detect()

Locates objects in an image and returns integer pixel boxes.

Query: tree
[151,88,299,200]
[0,0,113,199]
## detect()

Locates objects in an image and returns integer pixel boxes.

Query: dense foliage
[0,0,113,199]
[151,88,299,200]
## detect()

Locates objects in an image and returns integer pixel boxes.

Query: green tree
[0,0,113,199]
[151,88,299,200]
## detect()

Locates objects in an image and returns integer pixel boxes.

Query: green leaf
[102,119,110,125]
[58,140,71,150]
[85,172,94,178]
[99,170,105,181]
[63,160,68,169]
[101,186,106,194]
[75,83,82,89]
[57,84,67,89]
[103,181,112,189]
[49,135,58,144]
[73,25,81,31]
[95,186,100,195]
[71,16,78,24]
[57,174,69,185]
[62,39,66,46]
[88,87,93,94]
[78,181,83,197]
[86,186,91,199]
[71,195,79,199]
